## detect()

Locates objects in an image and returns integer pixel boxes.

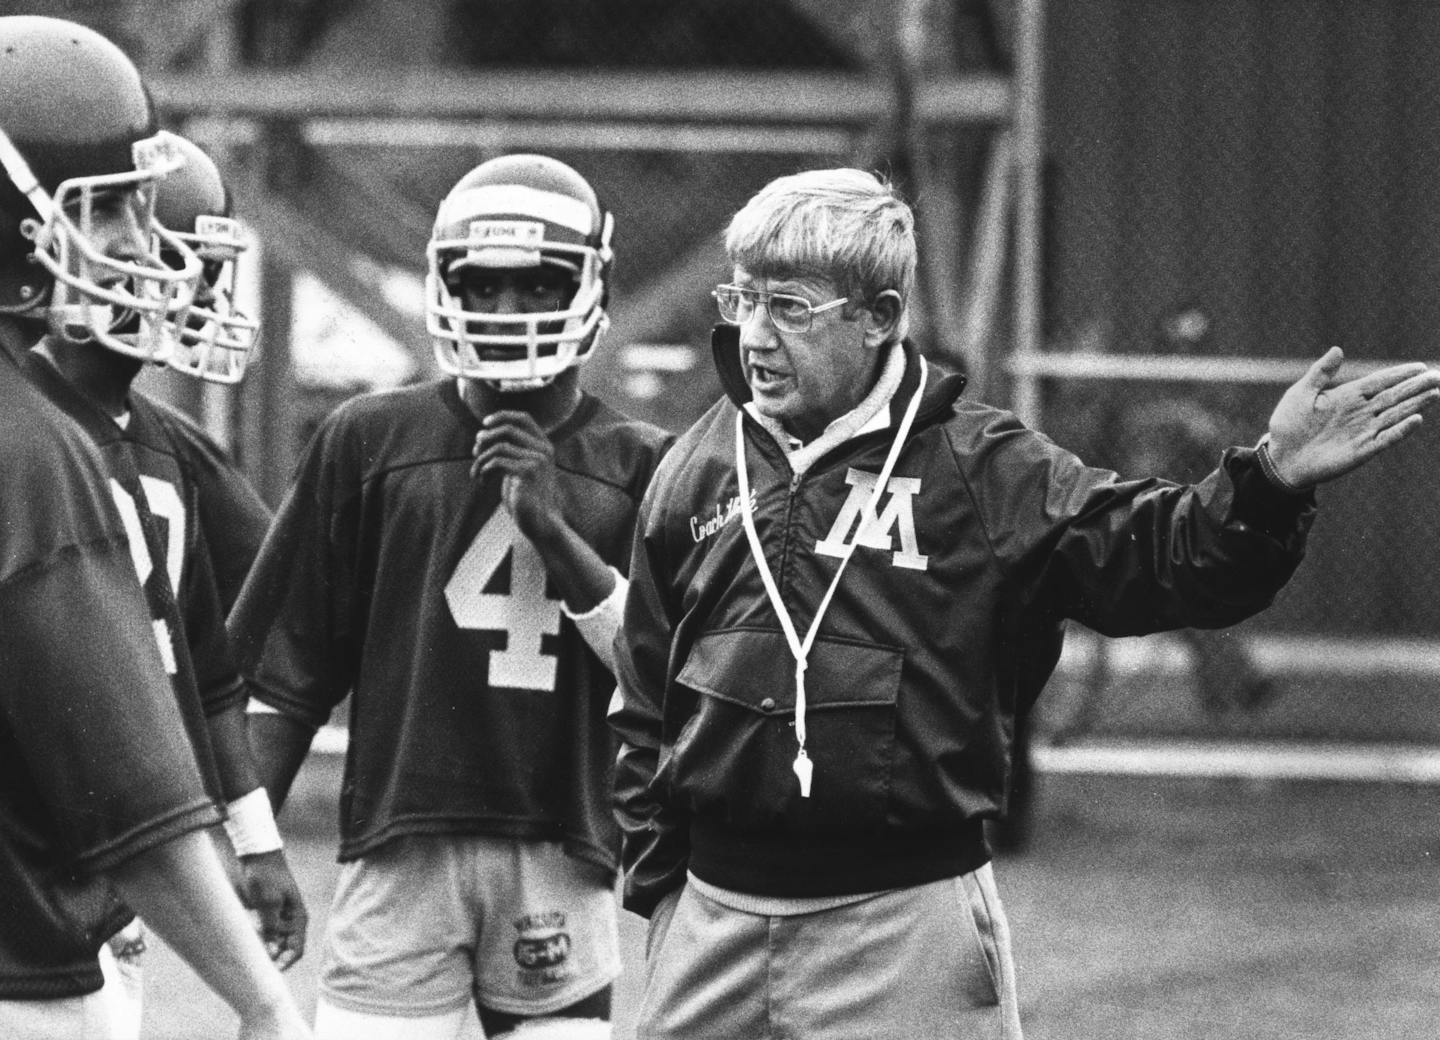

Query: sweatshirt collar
[711,323,969,444]
[743,338,906,477]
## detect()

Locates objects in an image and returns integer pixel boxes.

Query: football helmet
[151,131,258,384]
[0,16,201,359]
[426,154,613,390]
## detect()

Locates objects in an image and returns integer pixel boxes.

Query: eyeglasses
[712,283,849,334]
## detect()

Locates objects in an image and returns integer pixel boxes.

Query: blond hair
[723,168,915,342]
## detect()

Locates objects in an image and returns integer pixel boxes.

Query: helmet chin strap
[0,124,54,226]
[0,126,58,318]
[495,374,557,393]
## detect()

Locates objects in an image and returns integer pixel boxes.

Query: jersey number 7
[110,477,186,676]
[444,508,562,692]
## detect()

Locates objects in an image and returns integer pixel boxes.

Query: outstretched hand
[1266,347,1440,487]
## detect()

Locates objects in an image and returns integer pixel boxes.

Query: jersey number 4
[444,509,561,691]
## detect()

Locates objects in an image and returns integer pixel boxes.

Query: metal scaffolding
[129,0,1047,499]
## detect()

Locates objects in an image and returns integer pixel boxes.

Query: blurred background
[20,2,1439,1034]
[26,0,1440,770]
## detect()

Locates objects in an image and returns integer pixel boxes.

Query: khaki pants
[638,864,1023,1040]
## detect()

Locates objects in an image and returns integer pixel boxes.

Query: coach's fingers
[1373,412,1427,452]
[1348,361,1437,403]
[1303,346,1346,391]
[1371,369,1440,414]
[1374,386,1440,433]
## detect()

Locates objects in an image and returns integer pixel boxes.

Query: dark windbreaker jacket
[610,329,1316,917]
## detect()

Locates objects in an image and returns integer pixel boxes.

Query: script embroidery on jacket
[689,490,756,544]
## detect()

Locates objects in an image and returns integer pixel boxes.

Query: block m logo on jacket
[815,467,929,571]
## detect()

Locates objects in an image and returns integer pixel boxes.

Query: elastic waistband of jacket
[688,817,990,900]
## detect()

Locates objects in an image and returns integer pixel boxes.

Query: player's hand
[238,850,308,970]
[472,410,566,545]
[1266,347,1440,487]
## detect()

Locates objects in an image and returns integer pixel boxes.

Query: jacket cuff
[1225,445,1315,540]
[1255,436,1307,494]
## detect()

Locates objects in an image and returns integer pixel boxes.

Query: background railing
[44,0,1436,753]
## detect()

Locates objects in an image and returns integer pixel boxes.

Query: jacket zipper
[775,468,803,593]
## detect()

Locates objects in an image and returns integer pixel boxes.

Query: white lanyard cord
[734,356,928,797]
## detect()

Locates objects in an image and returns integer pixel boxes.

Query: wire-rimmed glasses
[712,283,849,333]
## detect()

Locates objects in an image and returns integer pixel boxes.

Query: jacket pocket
[669,627,904,831]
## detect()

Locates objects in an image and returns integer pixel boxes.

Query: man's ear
[862,290,903,347]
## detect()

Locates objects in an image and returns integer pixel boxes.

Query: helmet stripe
[441,184,593,236]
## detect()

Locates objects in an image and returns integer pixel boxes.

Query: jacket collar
[710,323,968,435]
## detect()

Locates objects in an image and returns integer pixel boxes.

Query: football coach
[609,166,1440,1040]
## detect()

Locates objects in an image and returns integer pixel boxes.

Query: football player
[232,154,673,1040]
[141,130,271,615]
[0,15,309,1040]
[153,130,259,387]
[22,128,308,978]
[152,126,305,933]
[152,397,274,614]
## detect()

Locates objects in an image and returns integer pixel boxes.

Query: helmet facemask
[425,166,614,392]
[426,234,610,392]
[163,214,257,383]
[1,129,202,361]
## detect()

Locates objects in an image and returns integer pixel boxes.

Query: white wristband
[223,787,283,856]
[562,568,627,671]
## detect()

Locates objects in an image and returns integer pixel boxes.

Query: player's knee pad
[490,1017,613,1040]
[313,996,469,1040]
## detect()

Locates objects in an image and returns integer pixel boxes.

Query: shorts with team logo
[319,835,621,1018]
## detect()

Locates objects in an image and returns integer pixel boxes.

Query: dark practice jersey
[0,348,217,999]
[22,352,245,804]
[147,398,273,615]
[230,380,672,873]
